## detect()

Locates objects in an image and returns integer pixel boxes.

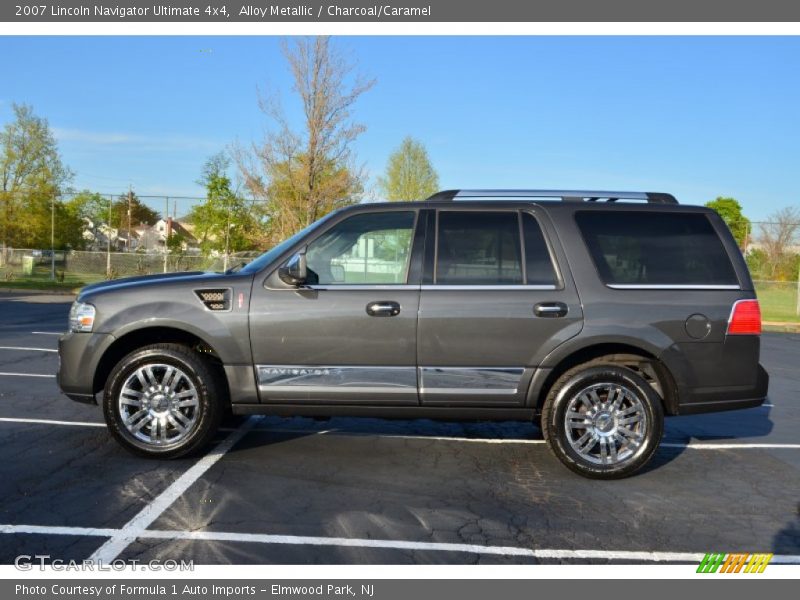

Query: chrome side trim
[419,367,524,394]
[420,285,557,291]
[305,284,420,291]
[257,365,416,393]
[607,284,741,290]
[418,388,519,396]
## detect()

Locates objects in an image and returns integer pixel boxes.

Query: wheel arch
[93,326,229,403]
[530,342,679,415]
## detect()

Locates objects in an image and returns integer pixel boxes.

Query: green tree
[237,36,375,245]
[111,190,160,230]
[705,197,750,248]
[377,137,439,201]
[190,153,258,255]
[166,231,186,254]
[65,190,109,227]
[258,153,362,246]
[57,190,114,250]
[0,103,73,248]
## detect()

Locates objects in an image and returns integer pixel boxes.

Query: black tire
[103,343,224,459]
[542,363,664,479]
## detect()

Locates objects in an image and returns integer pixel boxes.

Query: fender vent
[195,289,231,311]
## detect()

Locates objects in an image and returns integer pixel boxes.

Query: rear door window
[436,211,523,284]
[434,211,558,286]
[575,211,738,286]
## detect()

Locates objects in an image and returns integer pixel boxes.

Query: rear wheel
[103,343,223,458]
[542,363,663,479]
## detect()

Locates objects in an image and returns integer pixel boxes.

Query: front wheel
[542,364,664,479]
[103,343,223,458]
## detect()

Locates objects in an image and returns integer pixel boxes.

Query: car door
[417,207,583,406]
[249,208,423,405]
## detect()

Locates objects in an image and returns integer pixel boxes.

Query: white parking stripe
[88,415,261,563]
[0,346,58,353]
[31,332,63,336]
[281,430,800,450]
[3,418,800,450]
[0,372,55,378]
[2,523,800,563]
[663,442,800,450]
[0,417,104,427]
[146,530,800,563]
[0,524,117,537]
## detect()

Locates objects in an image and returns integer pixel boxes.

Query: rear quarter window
[575,211,738,286]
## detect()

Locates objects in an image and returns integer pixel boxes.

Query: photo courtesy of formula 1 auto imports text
[0,0,799,597]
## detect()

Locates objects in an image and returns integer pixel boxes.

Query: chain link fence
[0,248,261,285]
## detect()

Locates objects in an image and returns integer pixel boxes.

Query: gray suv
[57,190,769,479]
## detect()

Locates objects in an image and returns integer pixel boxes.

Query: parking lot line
[0,417,104,427]
[662,442,800,449]
[88,415,262,564]
[142,530,800,563]
[2,523,800,563]
[2,418,800,450]
[31,332,62,336]
[0,372,55,378]
[0,524,118,537]
[0,346,58,353]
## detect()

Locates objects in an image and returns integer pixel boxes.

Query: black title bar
[3,0,800,22]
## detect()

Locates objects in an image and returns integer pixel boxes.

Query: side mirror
[278,250,308,286]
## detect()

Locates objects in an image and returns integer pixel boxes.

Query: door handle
[366,301,401,317]
[534,302,568,318]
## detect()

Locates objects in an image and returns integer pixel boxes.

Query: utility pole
[106,194,112,278]
[796,262,800,317]
[163,197,169,274]
[127,185,133,252]
[50,192,55,280]
[742,221,750,255]
[223,195,232,272]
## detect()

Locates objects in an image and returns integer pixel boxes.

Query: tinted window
[522,213,558,286]
[575,211,738,285]
[306,211,415,285]
[436,212,522,284]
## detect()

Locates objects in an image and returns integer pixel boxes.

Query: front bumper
[57,332,115,404]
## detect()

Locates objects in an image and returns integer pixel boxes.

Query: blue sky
[0,36,798,221]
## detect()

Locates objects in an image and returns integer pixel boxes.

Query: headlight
[68,302,96,333]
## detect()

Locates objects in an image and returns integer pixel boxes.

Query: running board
[230,404,537,421]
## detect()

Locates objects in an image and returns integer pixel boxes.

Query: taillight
[727,299,761,335]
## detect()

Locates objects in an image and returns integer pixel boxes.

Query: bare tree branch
[757,207,800,278]
[234,36,375,245]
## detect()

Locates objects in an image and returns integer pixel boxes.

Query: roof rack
[424,189,679,204]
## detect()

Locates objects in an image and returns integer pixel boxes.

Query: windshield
[235,213,336,275]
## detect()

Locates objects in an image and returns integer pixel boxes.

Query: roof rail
[424,189,679,204]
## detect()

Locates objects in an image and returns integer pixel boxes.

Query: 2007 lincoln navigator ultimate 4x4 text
[57,189,769,479]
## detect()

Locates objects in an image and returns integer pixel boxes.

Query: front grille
[195,289,231,311]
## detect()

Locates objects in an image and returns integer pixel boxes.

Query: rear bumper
[57,331,115,405]
[675,363,769,415]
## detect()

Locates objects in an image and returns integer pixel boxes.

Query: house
[133,218,199,253]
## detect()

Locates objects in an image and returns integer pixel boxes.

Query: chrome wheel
[118,363,200,447]
[564,382,648,466]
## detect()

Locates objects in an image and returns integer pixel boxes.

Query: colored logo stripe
[745,553,774,573]
[697,553,773,573]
